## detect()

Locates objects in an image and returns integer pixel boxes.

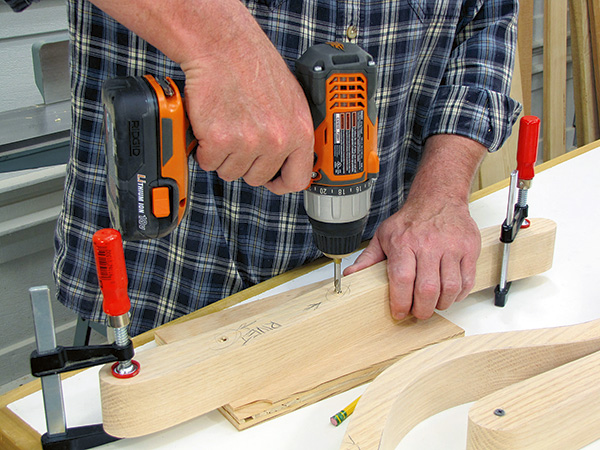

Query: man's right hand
[91,0,315,194]
[181,19,315,194]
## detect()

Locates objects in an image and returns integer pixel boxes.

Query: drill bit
[333,258,342,294]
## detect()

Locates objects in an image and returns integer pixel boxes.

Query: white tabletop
[9,144,600,449]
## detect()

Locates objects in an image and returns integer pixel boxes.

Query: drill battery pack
[102,75,194,240]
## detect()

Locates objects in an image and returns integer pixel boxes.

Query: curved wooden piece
[467,349,600,449]
[341,318,600,450]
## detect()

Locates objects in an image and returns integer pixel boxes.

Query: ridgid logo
[129,120,141,156]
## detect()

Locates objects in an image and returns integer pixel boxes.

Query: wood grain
[100,263,465,438]
[98,219,556,437]
[341,318,600,450]
[467,349,600,449]
[0,408,42,450]
[518,0,534,116]
[543,0,568,160]
[589,0,600,121]
[155,218,557,345]
[570,0,600,146]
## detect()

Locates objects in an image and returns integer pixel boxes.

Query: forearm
[88,0,261,65]
[407,134,486,207]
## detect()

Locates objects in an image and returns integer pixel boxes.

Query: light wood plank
[518,0,534,116]
[543,0,568,160]
[570,0,600,146]
[100,268,465,438]
[0,408,42,450]
[341,318,600,450]
[155,218,557,346]
[589,0,600,121]
[467,349,600,450]
[156,218,556,429]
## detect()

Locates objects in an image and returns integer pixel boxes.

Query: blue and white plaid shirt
[9,0,521,335]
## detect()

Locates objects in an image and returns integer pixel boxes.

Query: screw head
[494,408,506,417]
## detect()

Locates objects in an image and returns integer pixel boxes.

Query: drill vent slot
[328,75,366,110]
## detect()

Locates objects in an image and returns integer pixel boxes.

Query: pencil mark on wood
[239,320,282,346]
[343,434,361,449]
[305,302,322,311]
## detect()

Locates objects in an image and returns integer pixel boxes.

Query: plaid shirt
[45,0,520,335]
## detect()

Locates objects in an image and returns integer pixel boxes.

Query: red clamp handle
[92,228,131,317]
[516,115,540,181]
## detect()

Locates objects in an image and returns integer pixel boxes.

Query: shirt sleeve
[4,0,39,12]
[422,0,523,152]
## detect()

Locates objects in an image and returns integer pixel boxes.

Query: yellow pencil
[330,396,361,426]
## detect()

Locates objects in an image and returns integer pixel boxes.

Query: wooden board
[570,0,600,146]
[100,265,465,438]
[589,0,600,122]
[155,218,557,346]
[518,0,534,116]
[543,0,568,161]
[467,349,600,449]
[341,318,600,450]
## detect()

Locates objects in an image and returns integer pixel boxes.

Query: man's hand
[345,134,487,319]
[90,0,315,194]
[182,40,314,194]
[345,196,480,319]
[181,2,314,194]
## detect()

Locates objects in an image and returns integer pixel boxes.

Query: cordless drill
[101,42,379,292]
[295,42,379,292]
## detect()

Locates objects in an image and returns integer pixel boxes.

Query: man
[7,0,521,335]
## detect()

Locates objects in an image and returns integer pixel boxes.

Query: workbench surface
[2,141,600,449]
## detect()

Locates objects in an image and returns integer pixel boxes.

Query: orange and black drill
[101,42,379,293]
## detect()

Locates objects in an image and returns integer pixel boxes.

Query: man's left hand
[344,134,487,319]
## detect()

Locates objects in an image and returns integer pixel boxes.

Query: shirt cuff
[5,0,39,12]
[422,85,522,153]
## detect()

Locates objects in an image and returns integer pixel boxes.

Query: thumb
[344,234,386,276]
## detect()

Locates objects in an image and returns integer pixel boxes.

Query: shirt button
[346,25,358,40]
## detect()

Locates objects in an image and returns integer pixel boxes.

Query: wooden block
[467,349,600,449]
[341,318,600,450]
[155,218,557,345]
[543,0,568,161]
[518,0,534,116]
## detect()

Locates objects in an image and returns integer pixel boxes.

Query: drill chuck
[304,179,374,256]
